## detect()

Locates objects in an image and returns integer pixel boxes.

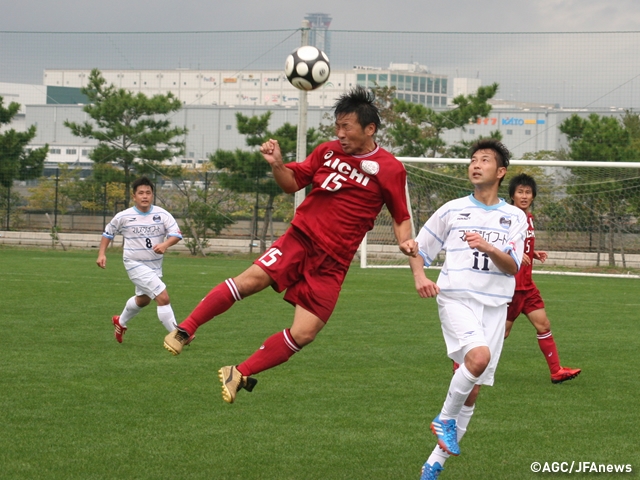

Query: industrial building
[2,66,630,172]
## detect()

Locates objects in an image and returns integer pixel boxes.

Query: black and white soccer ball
[284,46,331,91]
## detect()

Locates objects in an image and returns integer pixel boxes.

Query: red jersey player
[506,173,581,384]
[163,86,418,403]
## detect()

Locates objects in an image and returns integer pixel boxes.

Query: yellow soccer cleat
[218,365,257,404]
[163,328,195,356]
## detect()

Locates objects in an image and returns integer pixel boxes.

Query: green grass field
[1,247,639,479]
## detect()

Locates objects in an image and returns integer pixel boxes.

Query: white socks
[119,296,143,326]
[456,404,475,439]
[118,296,176,333]
[427,404,476,466]
[157,304,177,332]
[440,362,478,420]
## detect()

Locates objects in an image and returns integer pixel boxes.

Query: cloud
[4,0,640,32]
[535,0,640,31]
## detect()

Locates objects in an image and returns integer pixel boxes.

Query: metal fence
[2,29,640,259]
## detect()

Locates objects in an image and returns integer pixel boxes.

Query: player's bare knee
[234,266,273,297]
[136,295,151,308]
[291,330,317,347]
[155,291,170,306]
[536,317,551,333]
[465,347,490,376]
[528,310,551,333]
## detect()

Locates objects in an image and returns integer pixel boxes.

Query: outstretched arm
[260,139,299,194]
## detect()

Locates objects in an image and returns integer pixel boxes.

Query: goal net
[359,158,640,271]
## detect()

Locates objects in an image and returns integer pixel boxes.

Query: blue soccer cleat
[420,461,444,480]
[430,414,460,456]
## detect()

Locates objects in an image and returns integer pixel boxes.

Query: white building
[9,68,629,171]
[451,78,482,98]
[28,101,617,171]
[26,103,332,171]
[0,82,48,132]
[43,66,451,110]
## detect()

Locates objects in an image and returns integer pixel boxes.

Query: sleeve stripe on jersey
[504,245,522,271]
[418,250,434,267]
[421,225,444,247]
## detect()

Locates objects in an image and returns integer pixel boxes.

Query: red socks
[238,329,301,376]
[178,280,302,377]
[179,279,241,335]
[537,330,561,374]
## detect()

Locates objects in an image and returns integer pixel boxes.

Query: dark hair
[469,139,511,169]
[508,173,537,203]
[132,176,154,193]
[333,85,381,133]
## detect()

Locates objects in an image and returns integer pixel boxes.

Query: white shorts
[436,293,507,386]
[127,264,166,299]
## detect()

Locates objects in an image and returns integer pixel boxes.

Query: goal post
[360,179,416,268]
[359,158,640,271]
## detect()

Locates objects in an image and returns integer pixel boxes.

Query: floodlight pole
[294,20,311,211]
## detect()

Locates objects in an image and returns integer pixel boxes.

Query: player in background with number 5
[97,176,184,344]
[163,86,418,403]
[507,173,581,384]
[409,140,527,479]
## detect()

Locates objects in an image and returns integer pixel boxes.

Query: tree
[179,186,236,256]
[154,168,237,256]
[210,112,322,253]
[621,110,640,214]
[389,83,499,157]
[559,113,638,265]
[359,84,497,229]
[64,69,186,207]
[0,95,48,229]
[26,164,80,215]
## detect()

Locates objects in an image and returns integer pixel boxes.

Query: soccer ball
[284,46,330,91]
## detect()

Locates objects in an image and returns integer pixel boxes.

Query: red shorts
[253,227,349,322]
[506,287,545,322]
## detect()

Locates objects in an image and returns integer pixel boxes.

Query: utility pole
[294,20,311,211]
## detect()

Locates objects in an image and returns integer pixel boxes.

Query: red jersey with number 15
[514,212,536,291]
[286,139,410,267]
